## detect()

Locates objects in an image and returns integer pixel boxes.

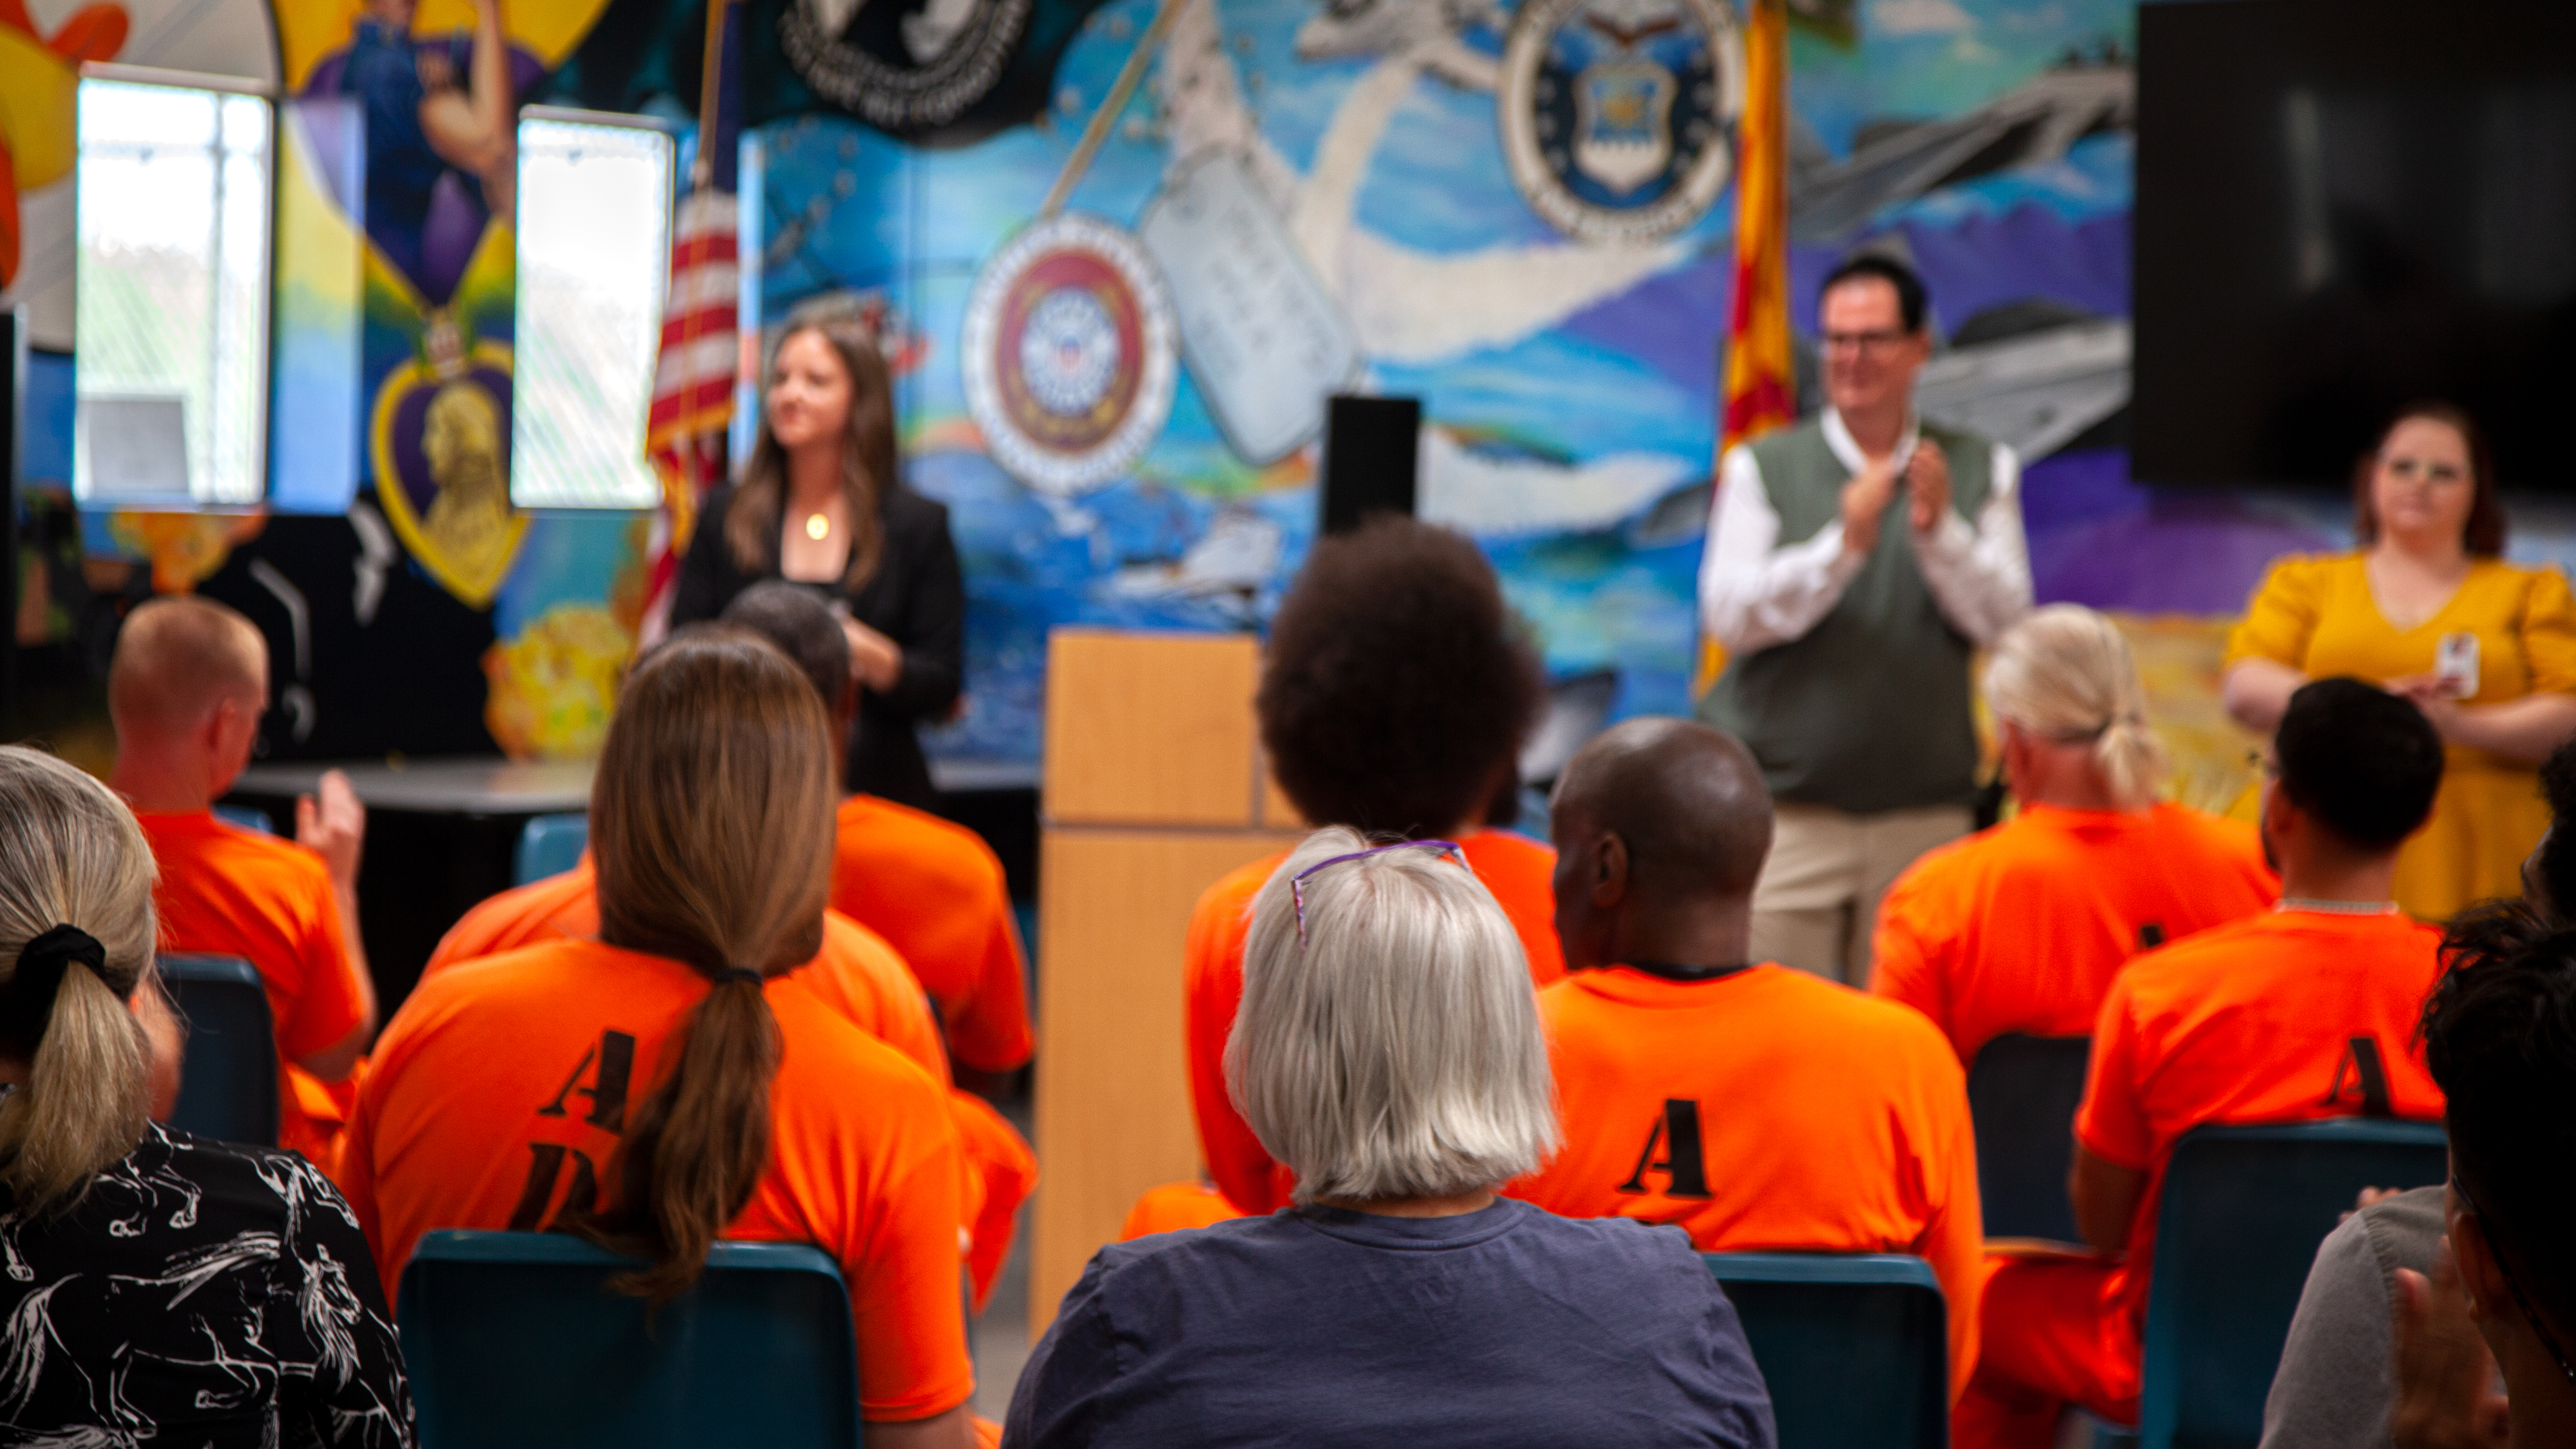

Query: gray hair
[1983,604,2166,811]
[1227,827,1559,1204]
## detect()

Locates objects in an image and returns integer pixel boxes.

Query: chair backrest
[1965,1033,2092,1243]
[513,812,589,886]
[1704,1252,1948,1449]
[2138,1119,2449,1449]
[157,954,278,1148]
[211,804,273,836]
[399,1229,861,1449]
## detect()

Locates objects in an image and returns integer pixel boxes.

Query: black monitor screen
[2134,0,2576,489]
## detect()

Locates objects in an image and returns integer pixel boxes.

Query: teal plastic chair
[157,954,278,1148]
[398,1230,859,1449]
[1965,1034,2092,1243]
[211,803,273,835]
[1704,1252,1948,1449]
[2135,1119,2448,1449]
[513,812,589,886]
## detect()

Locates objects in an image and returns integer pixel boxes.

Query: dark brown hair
[726,299,899,591]
[584,630,837,1301]
[1259,517,1545,837]
[2352,401,2505,557]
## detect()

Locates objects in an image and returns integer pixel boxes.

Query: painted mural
[16,0,2576,786]
[753,0,2154,769]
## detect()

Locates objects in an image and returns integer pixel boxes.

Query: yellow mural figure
[421,377,513,589]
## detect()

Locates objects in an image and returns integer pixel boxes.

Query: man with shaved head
[108,595,375,1162]
[1509,717,1984,1407]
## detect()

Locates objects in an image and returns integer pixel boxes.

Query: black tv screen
[2134,0,2576,490]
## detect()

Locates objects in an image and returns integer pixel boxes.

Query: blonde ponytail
[1984,605,2167,811]
[0,748,159,1214]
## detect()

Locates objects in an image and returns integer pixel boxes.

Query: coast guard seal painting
[959,211,1180,497]
[1499,0,1744,243]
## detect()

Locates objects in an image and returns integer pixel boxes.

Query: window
[74,69,273,505]
[510,109,675,510]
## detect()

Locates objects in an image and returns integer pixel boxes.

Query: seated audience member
[1960,678,2451,1449]
[108,595,376,1161]
[1185,517,1557,1215]
[340,635,977,1447]
[721,582,1032,1078]
[2260,735,2576,1449]
[422,619,1029,1313]
[2383,906,2576,1449]
[1510,718,1982,1402]
[1012,827,1775,1449]
[1874,604,2276,1066]
[0,746,411,1444]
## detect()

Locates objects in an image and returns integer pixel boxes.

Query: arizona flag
[1700,0,1793,694]
[641,0,744,640]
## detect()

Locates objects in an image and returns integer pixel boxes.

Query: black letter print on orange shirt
[2324,1036,2394,1118]
[536,1030,637,1132]
[1616,1098,1713,1199]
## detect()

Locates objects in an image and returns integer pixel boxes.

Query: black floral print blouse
[0,1118,414,1447]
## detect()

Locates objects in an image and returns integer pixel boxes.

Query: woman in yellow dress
[2224,403,2576,919]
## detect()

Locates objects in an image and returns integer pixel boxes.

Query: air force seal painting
[1500,0,1743,243]
[961,212,1179,496]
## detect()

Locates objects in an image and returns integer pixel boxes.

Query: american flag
[640,0,742,640]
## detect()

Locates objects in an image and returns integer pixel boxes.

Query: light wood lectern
[1030,628,1305,1336]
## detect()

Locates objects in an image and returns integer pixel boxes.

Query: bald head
[1554,719,1773,901]
[110,596,267,739]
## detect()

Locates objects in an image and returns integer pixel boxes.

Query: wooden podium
[1030,628,1305,1335]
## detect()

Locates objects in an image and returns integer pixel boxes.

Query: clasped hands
[1838,443,1952,559]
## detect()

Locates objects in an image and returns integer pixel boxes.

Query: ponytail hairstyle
[1982,604,2166,811]
[0,747,159,1214]
[585,630,838,1301]
[726,298,899,593]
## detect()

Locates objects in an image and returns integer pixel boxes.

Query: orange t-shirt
[1871,803,2278,1066]
[831,794,1032,1074]
[1510,964,1983,1401]
[425,862,948,1086]
[1182,828,1564,1214]
[136,810,368,1162]
[1117,1180,1249,1241]
[339,937,975,1422]
[2076,908,2447,1341]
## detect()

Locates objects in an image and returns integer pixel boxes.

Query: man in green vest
[1696,254,2032,986]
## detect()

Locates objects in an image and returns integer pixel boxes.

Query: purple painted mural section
[2025,448,2340,615]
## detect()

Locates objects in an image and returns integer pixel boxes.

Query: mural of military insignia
[778,0,1032,133]
[1498,0,1744,243]
[370,307,527,608]
[960,211,1179,497]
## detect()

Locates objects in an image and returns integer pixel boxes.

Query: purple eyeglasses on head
[1289,840,1475,945]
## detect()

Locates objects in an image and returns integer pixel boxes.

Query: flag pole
[694,0,731,194]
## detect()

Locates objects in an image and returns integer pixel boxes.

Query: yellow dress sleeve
[2224,555,2329,671]
[2518,565,2576,697]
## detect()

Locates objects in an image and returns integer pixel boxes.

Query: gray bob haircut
[1227,826,1560,1204]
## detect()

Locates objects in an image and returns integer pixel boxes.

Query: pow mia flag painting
[738,0,1116,143]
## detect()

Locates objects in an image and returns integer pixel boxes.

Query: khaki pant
[1751,802,1971,987]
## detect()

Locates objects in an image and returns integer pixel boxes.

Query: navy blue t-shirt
[1006,1197,1774,1448]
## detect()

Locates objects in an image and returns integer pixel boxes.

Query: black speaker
[1318,394,1421,536]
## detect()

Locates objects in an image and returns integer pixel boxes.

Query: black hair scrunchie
[712,966,766,989]
[0,925,107,1058]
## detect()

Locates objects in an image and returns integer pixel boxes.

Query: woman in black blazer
[670,300,964,807]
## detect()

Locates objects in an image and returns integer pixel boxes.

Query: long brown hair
[583,630,838,1301]
[726,299,899,591]
[0,748,158,1215]
[2353,401,2506,557]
